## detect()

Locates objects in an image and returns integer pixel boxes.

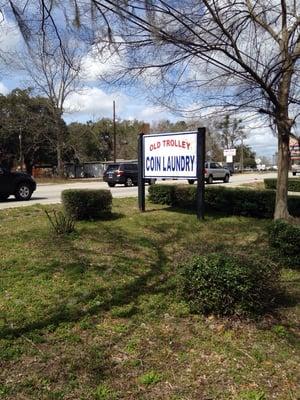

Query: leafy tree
[13,35,84,177]
[235,145,256,169]
[0,89,62,173]
[67,118,146,162]
[67,120,113,162]
[216,115,247,150]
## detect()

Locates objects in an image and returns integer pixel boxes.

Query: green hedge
[268,220,300,268]
[179,253,281,316]
[148,184,300,218]
[264,178,300,192]
[147,184,175,204]
[62,189,112,220]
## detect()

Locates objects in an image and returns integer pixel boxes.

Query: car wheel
[223,174,230,183]
[125,177,134,187]
[108,182,115,187]
[15,183,32,201]
[188,179,195,185]
[0,194,9,201]
[207,175,213,184]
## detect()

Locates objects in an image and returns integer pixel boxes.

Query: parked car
[0,166,37,201]
[103,162,155,187]
[187,161,230,184]
[223,163,234,175]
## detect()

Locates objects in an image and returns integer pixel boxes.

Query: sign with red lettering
[143,131,198,178]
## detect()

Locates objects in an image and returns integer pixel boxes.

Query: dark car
[223,163,234,175]
[103,162,155,187]
[0,166,37,201]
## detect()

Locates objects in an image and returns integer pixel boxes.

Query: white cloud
[64,86,128,119]
[63,84,175,124]
[0,82,9,94]
[0,15,22,53]
[81,46,121,82]
[244,122,277,156]
[138,105,169,121]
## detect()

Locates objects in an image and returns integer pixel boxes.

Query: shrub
[179,253,281,316]
[148,184,300,218]
[148,184,175,204]
[264,178,300,192]
[62,189,112,220]
[172,184,197,209]
[268,220,300,268]
[205,187,276,218]
[45,209,75,235]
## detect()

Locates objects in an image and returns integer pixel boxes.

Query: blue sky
[0,13,278,160]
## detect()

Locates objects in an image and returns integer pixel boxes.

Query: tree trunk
[56,139,64,178]
[55,114,65,178]
[25,159,33,175]
[274,130,290,220]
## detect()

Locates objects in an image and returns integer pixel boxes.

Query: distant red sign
[290,137,300,160]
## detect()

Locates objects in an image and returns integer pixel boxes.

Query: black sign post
[196,127,206,219]
[138,128,205,217]
[138,132,145,212]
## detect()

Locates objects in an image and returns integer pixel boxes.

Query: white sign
[226,155,233,163]
[223,148,236,156]
[143,131,198,179]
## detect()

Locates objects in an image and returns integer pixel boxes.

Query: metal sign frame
[142,131,198,179]
[138,127,206,219]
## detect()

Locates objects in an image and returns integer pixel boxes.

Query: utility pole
[19,128,23,171]
[240,136,244,172]
[113,100,116,162]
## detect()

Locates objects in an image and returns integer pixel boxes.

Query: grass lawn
[0,199,299,400]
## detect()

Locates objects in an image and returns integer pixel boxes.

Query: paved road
[0,172,279,210]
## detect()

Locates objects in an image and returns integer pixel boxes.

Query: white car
[188,161,230,184]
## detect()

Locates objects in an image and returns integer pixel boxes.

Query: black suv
[103,162,155,187]
[0,166,37,201]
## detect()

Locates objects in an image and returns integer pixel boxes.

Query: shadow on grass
[69,211,125,222]
[163,206,260,222]
[146,203,228,219]
[0,228,172,339]
[93,212,125,221]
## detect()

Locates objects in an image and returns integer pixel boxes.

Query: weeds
[139,371,162,385]
[45,209,75,235]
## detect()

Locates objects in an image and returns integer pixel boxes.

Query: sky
[0,13,278,160]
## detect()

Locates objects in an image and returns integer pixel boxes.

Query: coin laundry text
[145,156,195,172]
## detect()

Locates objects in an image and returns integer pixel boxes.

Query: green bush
[264,178,300,192]
[179,253,281,317]
[148,184,175,204]
[148,184,300,218]
[62,189,112,220]
[268,220,300,268]
[205,187,276,218]
[172,185,197,209]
